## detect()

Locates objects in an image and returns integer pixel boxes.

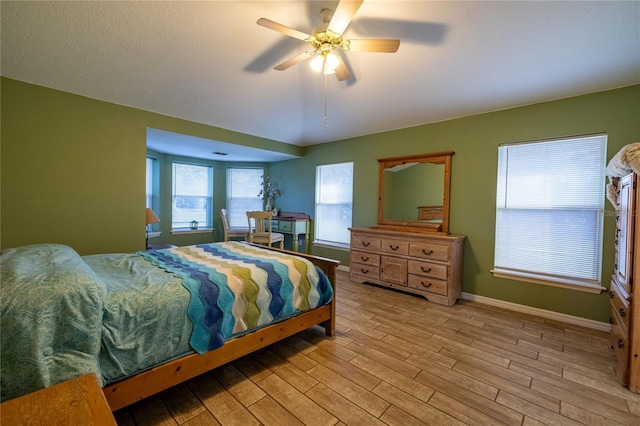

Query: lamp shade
[146,208,160,225]
[310,51,339,75]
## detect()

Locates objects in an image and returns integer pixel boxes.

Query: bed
[0,241,338,410]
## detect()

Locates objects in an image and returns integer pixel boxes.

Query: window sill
[491,269,606,294]
[313,240,350,251]
[171,228,214,235]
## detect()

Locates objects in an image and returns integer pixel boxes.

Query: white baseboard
[337,265,350,272]
[461,292,611,333]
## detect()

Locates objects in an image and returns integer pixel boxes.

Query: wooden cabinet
[615,174,635,295]
[349,227,465,306]
[610,172,640,391]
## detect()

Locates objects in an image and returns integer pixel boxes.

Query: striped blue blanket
[139,242,333,354]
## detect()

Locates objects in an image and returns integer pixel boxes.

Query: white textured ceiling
[2,1,639,159]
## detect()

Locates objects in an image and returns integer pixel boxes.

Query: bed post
[322,260,337,337]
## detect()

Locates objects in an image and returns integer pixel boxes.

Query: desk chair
[246,211,284,248]
[220,209,249,241]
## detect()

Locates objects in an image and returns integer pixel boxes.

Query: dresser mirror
[377,151,453,233]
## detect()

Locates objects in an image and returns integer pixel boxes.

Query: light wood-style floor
[114,270,640,425]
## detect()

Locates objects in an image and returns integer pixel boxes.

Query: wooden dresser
[349,227,465,306]
[610,172,640,391]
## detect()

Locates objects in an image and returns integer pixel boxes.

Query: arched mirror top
[377,151,453,233]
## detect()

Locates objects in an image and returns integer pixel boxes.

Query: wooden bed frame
[103,246,339,411]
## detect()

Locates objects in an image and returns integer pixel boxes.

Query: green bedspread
[1,242,333,402]
[1,244,107,401]
[82,251,194,382]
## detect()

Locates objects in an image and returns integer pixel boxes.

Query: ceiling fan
[257,0,400,81]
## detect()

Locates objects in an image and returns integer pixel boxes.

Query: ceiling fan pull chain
[323,72,329,128]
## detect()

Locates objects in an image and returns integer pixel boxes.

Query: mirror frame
[377,151,454,234]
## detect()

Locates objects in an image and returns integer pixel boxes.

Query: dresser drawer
[408,260,448,280]
[350,250,380,267]
[278,220,292,232]
[352,234,382,251]
[351,263,380,280]
[409,242,449,262]
[609,283,630,334]
[408,274,448,295]
[381,238,409,255]
[610,312,630,370]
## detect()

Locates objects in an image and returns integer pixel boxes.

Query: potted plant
[258,175,280,212]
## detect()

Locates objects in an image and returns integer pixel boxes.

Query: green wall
[2,75,639,322]
[1,77,299,254]
[271,85,640,322]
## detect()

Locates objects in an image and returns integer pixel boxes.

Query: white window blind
[172,163,213,229]
[146,156,159,233]
[226,168,263,227]
[146,157,155,209]
[493,134,607,291]
[315,162,354,246]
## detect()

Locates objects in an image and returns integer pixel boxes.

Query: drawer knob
[360,268,369,274]
[620,308,626,317]
[389,245,399,251]
[362,241,370,247]
[610,317,615,324]
[421,266,432,273]
[361,256,369,261]
[609,291,614,299]
[422,249,433,255]
[421,281,432,288]
[618,339,624,349]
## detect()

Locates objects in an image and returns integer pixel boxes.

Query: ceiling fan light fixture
[310,54,324,72]
[310,51,340,75]
[258,0,400,127]
[324,52,340,74]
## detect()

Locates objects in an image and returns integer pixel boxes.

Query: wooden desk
[0,373,116,425]
[272,212,311,253]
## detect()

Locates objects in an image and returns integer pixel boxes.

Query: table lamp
[145,208,160,249]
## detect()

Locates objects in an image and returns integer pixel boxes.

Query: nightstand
[0,373,116,425]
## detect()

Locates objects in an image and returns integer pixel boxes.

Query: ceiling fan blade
[334,56,351,81]
[274,51,313,71]
[328,0,364,35]
[257,18,311,41]
[346,39,400,53]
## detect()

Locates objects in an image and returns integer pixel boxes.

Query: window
[315,162,353,247]
[146,156,155,209]
[226,168,263,227]
[172,163,213,229]
[146,156,160,235]
[493,134,607,292]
